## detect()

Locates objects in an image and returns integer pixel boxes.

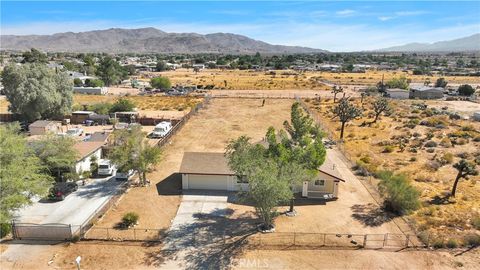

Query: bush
[110,98,135,113]
[463,233,480,247]
[432,239,445,249]
[150,76,172,89]
[383,145,395,153]
[472,216,480,230]
[440,138,452,148]
[446,239,458,248]
[377,171,420,214]
[425,141,437,148]
[122,212,139,227]
[0,223,12,238]
[458,84,475,96]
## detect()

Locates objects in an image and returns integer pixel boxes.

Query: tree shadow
[429,195,455,205]
[155,173,182,196]
[143,207,259,268]
[351,203,396,227]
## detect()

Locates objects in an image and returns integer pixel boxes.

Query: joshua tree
[451,159,478,197]
[360,92,367,109]
[332,98,362,140]
[371,97,391,124]
[331,85,343,103]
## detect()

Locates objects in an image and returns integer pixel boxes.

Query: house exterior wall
[409,89,444,99]
[386,90,409,99]
[29,123,61,135]
[75,148,102,176]
[305,171,338,196]
[182,174,249,191]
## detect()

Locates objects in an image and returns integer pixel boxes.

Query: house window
[236,175,248,184]
[314,180,325,186]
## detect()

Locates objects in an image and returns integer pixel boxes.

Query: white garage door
[188,175,228,190]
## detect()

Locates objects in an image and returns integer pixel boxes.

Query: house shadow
[351,203,396,227]
[155,173,182,196]
[142,208,259,269]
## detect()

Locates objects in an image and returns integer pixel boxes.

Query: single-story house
[179,152,345,199]
[385,88,409,99]
[29,120,62,135]
[73,87,108,95]
[73,141,104,176]
[71,111,95,124]
[409,86,444,99]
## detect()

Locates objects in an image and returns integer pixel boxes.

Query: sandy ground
[428,100,480,116]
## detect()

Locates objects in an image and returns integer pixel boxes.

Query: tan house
[73,141,104,176]
[29,120,61,135]
[179,152,345,199]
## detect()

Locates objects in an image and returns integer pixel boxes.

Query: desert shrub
[383,145,395,153]
[455,138,468,145]
[463,233,480,247]
[446,239,458,248]
[426,161,442,171]
[424,141,437,148]
[71,234,80,242]
[377,171,420,214]
[432,238,445,249]
[426,148,435,153]
[405,118,420,129]
[473,136,480,142]
[440,138,452,148]
[359,155,371,164]
[122,212,139,228]
[410,157,417,162]
[472,216,480,230]
[0,223,12,238]
[437,153,454,165]
[461,125,476,132]
[456,152,471,159]
[421,116,448,127]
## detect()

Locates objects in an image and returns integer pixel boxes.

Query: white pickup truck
[151,121,172,138]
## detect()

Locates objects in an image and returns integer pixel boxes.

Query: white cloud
[2,19,479,52]
[336,9,356,16]
[378,16,394,21]
[395,11,429,16]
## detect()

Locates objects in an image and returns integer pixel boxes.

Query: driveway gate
[12,222,73,240]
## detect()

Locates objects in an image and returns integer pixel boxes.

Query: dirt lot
[305,97,480,244]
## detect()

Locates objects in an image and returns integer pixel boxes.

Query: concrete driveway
[14,175,124,226]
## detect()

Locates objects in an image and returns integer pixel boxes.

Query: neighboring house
[409,86,444,99]
[473,112,480,122]
[73,141,104,175]
[71,111,95,124]
[179,152,345,199]
[385,88,409,99]
[73,87,108,95]
[29,120,62,135]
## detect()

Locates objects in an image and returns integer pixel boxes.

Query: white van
[97,160,116,176]
[151,121,172,138]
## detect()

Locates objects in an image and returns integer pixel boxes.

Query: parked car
[97,160,116,176]
[151,121,172,138]
[65,128,84,137]
[48,181,78,201]
[116,169,135,181]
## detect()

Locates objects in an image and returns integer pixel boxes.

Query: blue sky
[1,1,479,51]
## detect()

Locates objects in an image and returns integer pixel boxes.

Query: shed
[409,86,444,99]
[73,87,108,95]
[29,120,61,135]
[385,88,409,99]
[71,111,95,124]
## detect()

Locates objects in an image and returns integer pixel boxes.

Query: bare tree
[451,159,478,197]
[332,98,362,139]
[331,85,343,103]
[371,97,391,124]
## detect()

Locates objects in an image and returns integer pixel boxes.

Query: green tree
[377,171,420,214]
[435,78,448,88]
[332,98,363,139]
[225,136,291,229]
[371,97,391,124]
[85,78,105,87]
[73,78,83,87]
[110,98,135,113]
[96,56,124,86]
[385,76,409,89]
[451,159,478,197]
[1,64,73,122]
[150,77,172,89]
[31,135,78,181]
[108,126,162,186]
[0,124,53,224]
[457,84,475,96]
[88,102,112,115]
[21,48,48,63]
[155,61,168,72]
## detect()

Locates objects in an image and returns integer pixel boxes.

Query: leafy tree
[331,85,343,103]
[377,171,420,214]
[31,135,78,181]
[96,56,125,86]
[110,98,135,113]
[225,136,291,229]
[155,61,168,72]
[85,78,105,87]
[150,77,172,89]
[1,63,73,122]
[21,48,48,63]
[458,84,475,96]
[0,124,53,224]
[332,98,362,139]
[385,76,409,90]
[88,102,112,115]
[451,159,478,197]
[73,78,83,87]
[108,126,162,186]
[371,97,391,124]
[435,78,448,88]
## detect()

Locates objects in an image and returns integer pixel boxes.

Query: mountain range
[378,34,480,52]
[0,27,325,54]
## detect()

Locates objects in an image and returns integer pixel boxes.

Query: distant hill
[0,27,326,54]
[378,34,480,52]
